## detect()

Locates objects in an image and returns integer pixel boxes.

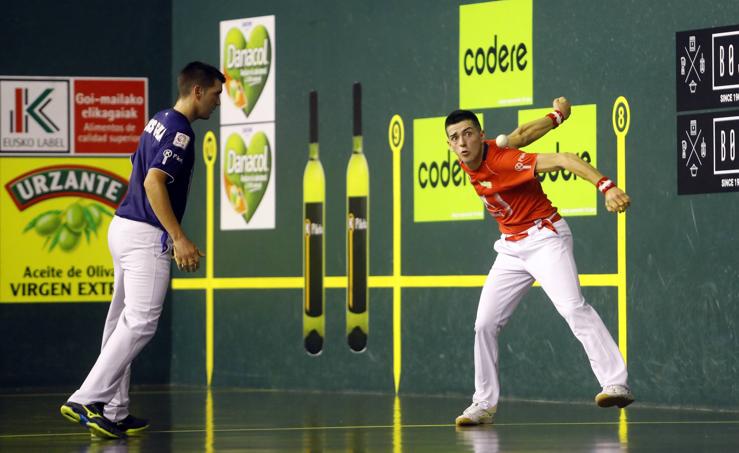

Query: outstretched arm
[535,152,631,213]
[505,97,571,149]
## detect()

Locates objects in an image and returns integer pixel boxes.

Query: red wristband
[546,109,564,128]
[597,177,615,194]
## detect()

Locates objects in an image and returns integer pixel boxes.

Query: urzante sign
[0,157,131,302]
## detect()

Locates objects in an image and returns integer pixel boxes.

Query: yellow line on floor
[4,419,738,439]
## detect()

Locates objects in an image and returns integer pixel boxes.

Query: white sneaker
[455,402,496,426]
[595,384,635,408]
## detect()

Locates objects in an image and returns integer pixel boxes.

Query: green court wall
[1,1,737,411]
[170,0,739,409]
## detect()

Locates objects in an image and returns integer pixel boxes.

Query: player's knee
[474,316,503,335]
[554,296,587,312]
[121,308,161,337]
[555,298,595,323]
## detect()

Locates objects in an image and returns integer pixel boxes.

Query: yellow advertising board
[518,104,598,216]
[459,0,533,109]
[413,115,484,222]
[0,157,131,302]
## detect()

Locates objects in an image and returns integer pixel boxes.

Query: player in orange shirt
[447,97,634,426]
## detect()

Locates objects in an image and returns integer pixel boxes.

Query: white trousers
[70,216,171,421]
[472,219,628,407]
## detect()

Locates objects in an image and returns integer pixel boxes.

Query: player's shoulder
[486,143,537,173]
[490,142,528,159]
[485,140,509,160]
[485,139,516,155]
[159,109,194,147]
[158,109,192,131]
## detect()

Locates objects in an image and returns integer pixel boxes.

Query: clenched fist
[553,96,571,120]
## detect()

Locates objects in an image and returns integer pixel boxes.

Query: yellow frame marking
[175,100,629,396]
[202,131,217,387]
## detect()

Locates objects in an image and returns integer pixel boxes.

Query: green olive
[65,203,86,232]
[34,212,61,236]
[87,205,102,229]
[58,226,81,252]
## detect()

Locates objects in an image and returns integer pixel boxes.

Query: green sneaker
[60,401,127,439]
[116,414,150,435]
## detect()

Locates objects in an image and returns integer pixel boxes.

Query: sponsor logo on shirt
[173,132,190,149]
[514,153,531,171]
[161,149,183,165]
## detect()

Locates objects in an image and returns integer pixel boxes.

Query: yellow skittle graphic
[346,82,370,352]
[303,90,325,355]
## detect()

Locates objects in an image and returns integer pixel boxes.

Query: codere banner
[459,0,533,109]
[518,105,598,216]
[0,157,131,302]
[413,115,485,222]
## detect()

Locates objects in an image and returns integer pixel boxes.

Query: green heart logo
[223,25,271,117]
[223,132,272,222]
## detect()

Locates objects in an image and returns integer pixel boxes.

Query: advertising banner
[413,115,484,222]
[73,78,147,154]
[677,25,739,111]
[220,15,276,125]
[0,79,70,153]
[0,157,131,302]
[677,110,739,194]
[518,105,598,216]
[0,76,147,154]
[459,0,533,109]
[220,123,276,229]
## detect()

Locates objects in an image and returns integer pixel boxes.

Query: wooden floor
[0,388,737,452]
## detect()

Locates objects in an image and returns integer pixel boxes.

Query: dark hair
[445,110,482,132]
[177,61,225,97]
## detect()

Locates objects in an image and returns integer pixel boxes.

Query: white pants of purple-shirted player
[69,215,171,422]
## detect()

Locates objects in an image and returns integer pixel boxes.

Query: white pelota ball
[495,134,509,148]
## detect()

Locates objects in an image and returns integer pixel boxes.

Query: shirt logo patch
[161,149,184,165]
[514,162,531,171]
[173,132,191,149]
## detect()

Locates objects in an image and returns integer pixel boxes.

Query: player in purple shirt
[61,62,224,439]
[117,106,197,235]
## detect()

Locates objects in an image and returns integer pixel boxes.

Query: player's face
[446,120,485,168]
[196,81,223,120]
